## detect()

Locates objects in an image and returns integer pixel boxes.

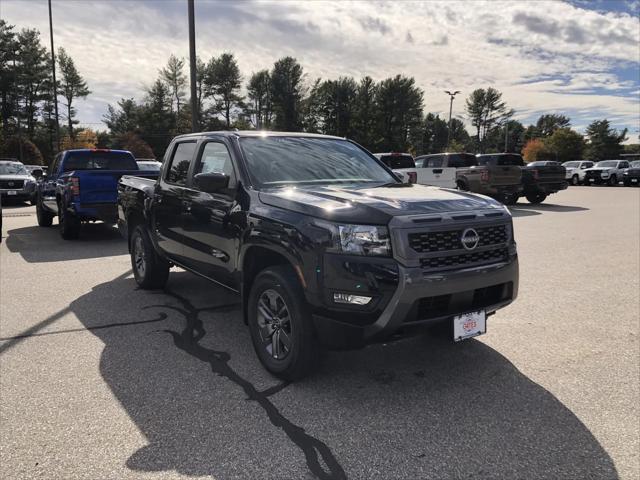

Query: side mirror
[32,169,44,179]
[194,172,230,193]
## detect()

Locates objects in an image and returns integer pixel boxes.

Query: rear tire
[130,225,170,289]
[36,196,54,227]
[525,192,547,204]
[456,180,469,191]
[248,265,319,381]
[58,202,80,239]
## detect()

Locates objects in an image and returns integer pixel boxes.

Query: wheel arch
[239,245,302,325]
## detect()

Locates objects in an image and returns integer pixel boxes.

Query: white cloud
[3,0,639,139]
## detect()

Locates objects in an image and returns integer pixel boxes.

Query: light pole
[445,90,460,151]
[48,0,60,152]
[187,0,198,132]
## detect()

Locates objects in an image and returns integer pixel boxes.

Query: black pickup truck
[118,131,519,380]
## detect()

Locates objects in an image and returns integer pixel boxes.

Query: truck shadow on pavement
[4,224,126,262]
[67,271,617,480]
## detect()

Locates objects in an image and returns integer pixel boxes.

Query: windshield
[63,151,138,171]
[529,161,547,166]
[377,154,415,169]
[0,163,28,175]
[239,137,396,188]
[477,154,524,166]
[563,161,580,168]
[596,161,619,168]
[631,161,640,168]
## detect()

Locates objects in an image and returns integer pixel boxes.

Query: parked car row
[375,152,567,205]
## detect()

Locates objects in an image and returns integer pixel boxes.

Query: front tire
[608,175,617,186]
[248,265,319,381]
[571,175,579,186]
[58,202,80,239]
[36,196,54,227]
[130,225,170,289]
[525,192,547,204]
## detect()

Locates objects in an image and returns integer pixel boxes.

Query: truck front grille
[409,224,507,253]
[420,247,509,271]
[0,180,24,189]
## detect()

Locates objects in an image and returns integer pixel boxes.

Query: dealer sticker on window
[453,310,486,342]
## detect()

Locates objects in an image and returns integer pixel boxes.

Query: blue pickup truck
[36,149,158,239]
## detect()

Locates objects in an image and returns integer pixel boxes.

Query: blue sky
[3,0,639,141]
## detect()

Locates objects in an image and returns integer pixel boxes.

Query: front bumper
[0,185,36,199]
[313,255,518,349]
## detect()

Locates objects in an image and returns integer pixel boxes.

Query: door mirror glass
[194,172,229,193]
[32,169,44,179]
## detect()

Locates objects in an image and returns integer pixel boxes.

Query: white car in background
[583,160,630,186]
[562,160,594,185]
[373,153,417,184]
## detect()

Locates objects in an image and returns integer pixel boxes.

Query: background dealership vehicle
[373,152,417,183]
[0,160,38,204]
[136,160,162,172]
[454,153,522,204]
[413,153,457,188]
[563,160,594,185]
[118,131,519,380]
[623,160,640,186]
[517,160,567,204]
[36,149,157,239]
[584,160,630,186]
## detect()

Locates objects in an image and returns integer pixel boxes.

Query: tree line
[0,19,634,165]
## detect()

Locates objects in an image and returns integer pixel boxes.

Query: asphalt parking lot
[1,186,638,480]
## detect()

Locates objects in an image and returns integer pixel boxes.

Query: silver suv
[0,160,38,203]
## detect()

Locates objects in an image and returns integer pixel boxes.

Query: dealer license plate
[453,310,486,342]
[7,190,17,195]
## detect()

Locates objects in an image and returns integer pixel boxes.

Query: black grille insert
[409,224,507,253]
[411,282,512,323]
[0,179,24,189]
[420,247,509,271]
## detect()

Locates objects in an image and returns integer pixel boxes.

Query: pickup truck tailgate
[416,167,456,188]
[489,165,522,185]
[75,170,158,204]
[529,165,566,183]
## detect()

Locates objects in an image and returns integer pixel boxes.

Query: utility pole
[445,90,460,150]
[504,121,509,152]
[48,0,60,152]
[187,0,198,132]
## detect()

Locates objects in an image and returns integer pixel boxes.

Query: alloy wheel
[256,289,292,360]
[134,235,146,277]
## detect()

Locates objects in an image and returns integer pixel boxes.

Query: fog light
[333,293,372,305]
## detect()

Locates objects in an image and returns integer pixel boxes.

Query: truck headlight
[318,221,391,256]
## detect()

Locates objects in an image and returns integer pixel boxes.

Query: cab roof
[173,130,345,141]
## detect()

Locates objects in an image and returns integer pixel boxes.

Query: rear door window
[426,157,443,168]
[477,154,524,166]
[379,154,415,169]
[63,151,137,171]
[166,141,196,186]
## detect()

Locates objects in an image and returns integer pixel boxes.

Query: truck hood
[258,184,503,224]
[585,167,612,172]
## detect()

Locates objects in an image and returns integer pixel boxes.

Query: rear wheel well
[242,247,293,324]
